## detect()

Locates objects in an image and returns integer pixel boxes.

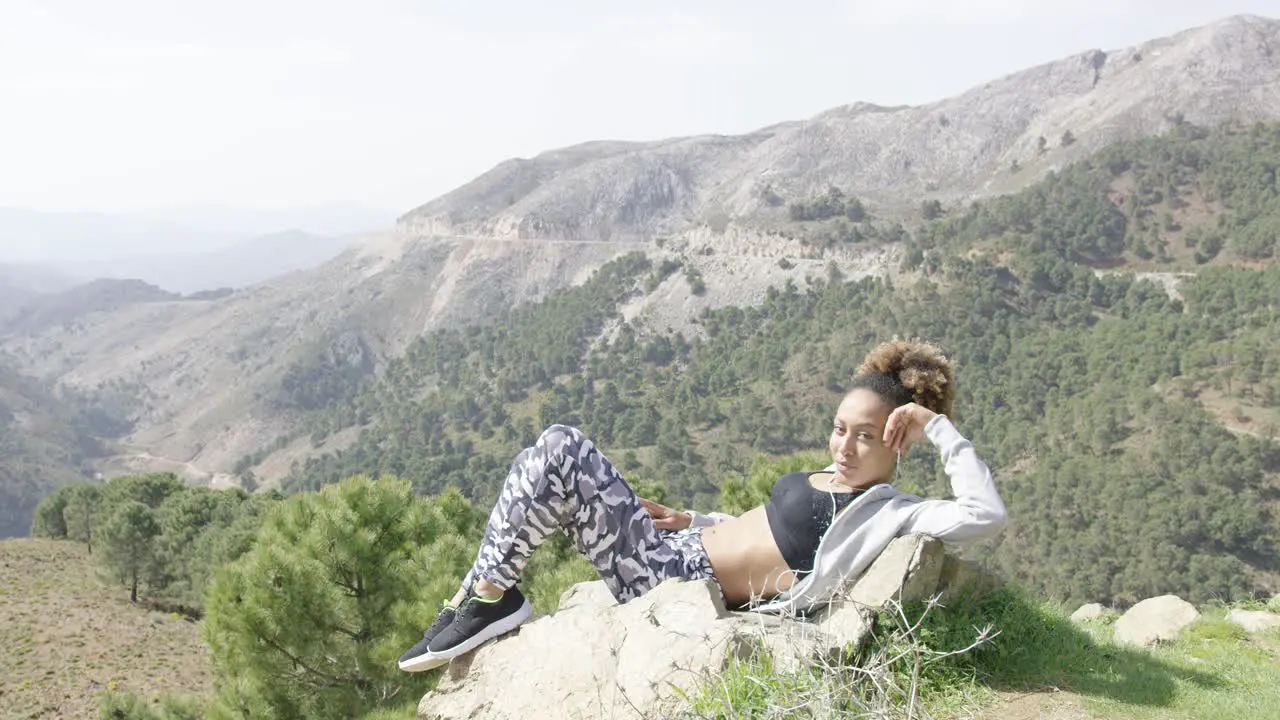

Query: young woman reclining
[399,339,1007,672]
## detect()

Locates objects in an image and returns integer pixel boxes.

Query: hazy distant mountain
[0,207,236,263]
[0,203,390,268]
[0,284,36,323]
[143,203,392,238]
[0,264,81,294]
[58,231,363,294]
[0,265,82,325]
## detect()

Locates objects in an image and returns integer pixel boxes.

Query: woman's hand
[639,497,692,531]
[883,402,938,451]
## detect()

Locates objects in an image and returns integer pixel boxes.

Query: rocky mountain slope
[1,235,652,485]
[3,14,1279,494]
[401,14,1280,243]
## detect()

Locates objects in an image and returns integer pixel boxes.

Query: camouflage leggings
[461,424,718,604]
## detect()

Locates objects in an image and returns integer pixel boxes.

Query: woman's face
[829,388,898,488]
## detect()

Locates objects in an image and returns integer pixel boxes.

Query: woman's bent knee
[538,424,586,449]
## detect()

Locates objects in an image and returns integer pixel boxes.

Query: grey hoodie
[686,414,1008,616]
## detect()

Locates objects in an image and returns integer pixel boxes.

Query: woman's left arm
[885,404,1008,544]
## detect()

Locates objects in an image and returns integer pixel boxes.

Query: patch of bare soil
[979,691,1095,720]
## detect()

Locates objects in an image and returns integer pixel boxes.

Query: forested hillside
[278,123,1280,607]
[0,342,149,537]
[0,358,103,537]
[910,120,1280,264]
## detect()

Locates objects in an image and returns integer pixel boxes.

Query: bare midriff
[698,472,855,607]
[698,506,796,607]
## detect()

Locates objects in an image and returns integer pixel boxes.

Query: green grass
[679,652,848,719]
[681,587,1280,719]
[1081,612,1280,720]
[356,703,420,720]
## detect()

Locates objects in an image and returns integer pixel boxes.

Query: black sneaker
[398,603,460,672]
[425,587,532,660]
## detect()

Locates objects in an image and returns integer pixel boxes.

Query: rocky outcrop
[1226,609,1280,634]
[418,535,998,720]
[1113,595,1200,647]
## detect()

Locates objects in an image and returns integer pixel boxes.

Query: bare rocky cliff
[400,15,1280,244]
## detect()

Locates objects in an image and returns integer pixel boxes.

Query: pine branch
[260,636,353,687]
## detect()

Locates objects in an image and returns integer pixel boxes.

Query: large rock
[845,531,946,608]
[1070,603,1107,622]
[419,578,762,720]
[1113,595,1200,647]
[418,535,998,719]
[1226,609,1280,634]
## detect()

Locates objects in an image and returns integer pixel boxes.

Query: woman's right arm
[686,510,736,527]
[639,497,734,529]
[890,409,1007,544]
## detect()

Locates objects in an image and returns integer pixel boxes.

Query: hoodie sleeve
[686,510,736,527]
[899,414,1007,543]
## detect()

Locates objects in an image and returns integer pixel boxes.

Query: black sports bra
[764,471,863,573]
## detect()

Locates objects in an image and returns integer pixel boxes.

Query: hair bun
[855,338,956,417]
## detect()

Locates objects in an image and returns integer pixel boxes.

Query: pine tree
[103,472,185,510]
[98,500,160,603]
[30,485,72,538]
[151,486,250,608]
[63,483,101,553]
[202,476,484,719]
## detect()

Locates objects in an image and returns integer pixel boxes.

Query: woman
[398,339,1006,672]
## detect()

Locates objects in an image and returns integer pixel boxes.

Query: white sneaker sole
[398,651,452,673]
[405,598,532,669]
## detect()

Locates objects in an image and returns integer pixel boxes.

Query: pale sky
[2,0,1277,220]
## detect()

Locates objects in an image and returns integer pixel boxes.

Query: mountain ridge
[0,278,182,337]
[399,14,1280,243]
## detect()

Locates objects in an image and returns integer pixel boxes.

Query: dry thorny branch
[673,593,999,720]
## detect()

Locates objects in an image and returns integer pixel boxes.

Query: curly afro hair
[849,339,956,417]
